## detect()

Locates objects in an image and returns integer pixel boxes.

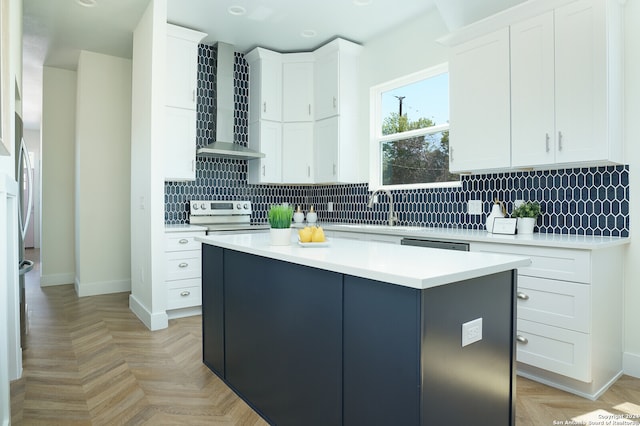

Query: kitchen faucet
[367,188,398,226]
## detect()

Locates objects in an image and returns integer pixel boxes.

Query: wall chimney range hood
[196,42,264,160]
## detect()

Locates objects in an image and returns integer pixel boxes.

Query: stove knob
[243,203,249,210]
[236,203,242,210]
[192,204,199,210]
[200,203,207,210]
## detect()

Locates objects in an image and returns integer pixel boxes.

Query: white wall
[129,0,169,330]
[41,67,76,286]
[75,51,132,297]
[356,10,450,181]
[623,0,640,378]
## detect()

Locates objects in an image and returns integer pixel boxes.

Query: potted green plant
[268,204,294,245]
[511,201,541,234]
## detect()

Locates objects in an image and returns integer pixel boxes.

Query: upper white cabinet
[166,24,205,110]
[164,24,206,181]
[246,38,362,184]
[511,0,624,168]
[246,48,282,123]
[313,39,361,122]
[282,55,314,122]
[446,0,624,173]
[449,28,511,173]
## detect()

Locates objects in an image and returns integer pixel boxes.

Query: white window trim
[368,63,459,191]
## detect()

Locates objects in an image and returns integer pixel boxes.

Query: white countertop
[165,224,208,233]
[315,223,629,250]
[197,233,531,290]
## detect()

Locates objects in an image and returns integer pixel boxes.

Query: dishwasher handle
[400,238,470,251]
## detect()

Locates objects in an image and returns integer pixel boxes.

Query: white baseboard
[40,272,75,287]
[128,294,168,331]
[74,277,131,297]
[623,351,640,378]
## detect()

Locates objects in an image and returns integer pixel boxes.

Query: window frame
[368,63,459,191]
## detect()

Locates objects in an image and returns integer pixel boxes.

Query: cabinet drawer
[166,250,201,281]
[167,282,201,310]
[471,243,590,283]
[517,276,590,333]
[165,233,203,252]
[516,319,590,382]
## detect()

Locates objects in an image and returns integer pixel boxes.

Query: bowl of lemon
[297,226,329,247]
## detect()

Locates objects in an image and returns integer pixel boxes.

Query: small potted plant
[511,201,541,234]
[268,204,293,245]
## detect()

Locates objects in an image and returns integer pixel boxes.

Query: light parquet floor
[10,250,640,425]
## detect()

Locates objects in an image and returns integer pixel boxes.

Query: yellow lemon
[311,227,325,242]
[298,227,312,243]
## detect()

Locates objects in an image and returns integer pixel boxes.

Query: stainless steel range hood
[197,42,265,160]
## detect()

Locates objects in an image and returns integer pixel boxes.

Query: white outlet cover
[462,318,483,347]
[467,200,482,215]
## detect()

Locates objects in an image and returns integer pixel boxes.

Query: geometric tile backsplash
[164,44,630,238]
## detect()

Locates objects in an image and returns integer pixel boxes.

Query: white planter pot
[517,217,536,234]
[270,227,292,246]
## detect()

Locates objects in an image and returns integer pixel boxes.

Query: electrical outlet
[462,318,483,347]
[467,200,482,215]
[327,202,334,212]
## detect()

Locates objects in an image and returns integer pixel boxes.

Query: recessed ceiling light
[353,0,372,5]
[76,0,97,7]
[228,5,247,16]
[300,30,317,38]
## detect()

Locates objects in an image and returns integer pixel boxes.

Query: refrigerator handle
[19,138,34,239]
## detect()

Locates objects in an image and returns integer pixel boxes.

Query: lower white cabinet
[165,229,205,315]
[470,241,624,399]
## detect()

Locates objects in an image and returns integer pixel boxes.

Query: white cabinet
[164,24,206,181]
[164,229,206,317]
[470,242,623,399]
[248,120,282,184]
[282,56,314,122]
[314,116,359,184]
[449,28,511,173]
[282,122,314,183]
[511,0,624,168]
[164,107,197,181]
[246,39,361,184]
[246,48,282,122]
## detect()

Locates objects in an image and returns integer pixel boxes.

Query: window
[369,64,459,189]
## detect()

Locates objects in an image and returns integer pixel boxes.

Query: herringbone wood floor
[10,250,640,425]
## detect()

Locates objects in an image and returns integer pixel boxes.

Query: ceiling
[21,0,526,130]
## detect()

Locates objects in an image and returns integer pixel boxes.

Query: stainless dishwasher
[400,238,470,251]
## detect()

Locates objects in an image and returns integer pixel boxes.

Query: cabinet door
[511,12,556,167]
[449,28,511,172]
[314,51,339,120]
[282,61,313,122]
[164,107,197,181]
[166,31,199,110]
[282,122,314,183]
[554,0,607,163]
[248,120,282,184]
[314,117,339,183]
[248,53,282,122]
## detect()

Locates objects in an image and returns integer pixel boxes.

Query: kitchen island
[198,233,531,426]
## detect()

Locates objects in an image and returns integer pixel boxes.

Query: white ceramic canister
[306,205,317,224]
[485,199,506,233]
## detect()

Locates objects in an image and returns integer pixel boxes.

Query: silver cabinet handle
[517,292,529,300]
[262,165,266,176]
[333,96,337,108]
[558,131,563,151]
[178,239,189,244]
[180,290,191,297]
[308,104,311,116]
[192,89,196,103]
[263,101,267,113]
[516,335,529,344]
[307,165,311,177]
[450,147,454,162]
[545,133,550,153]
[178,262,188,268]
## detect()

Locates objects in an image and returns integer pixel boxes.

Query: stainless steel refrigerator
[15,113,34,346]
